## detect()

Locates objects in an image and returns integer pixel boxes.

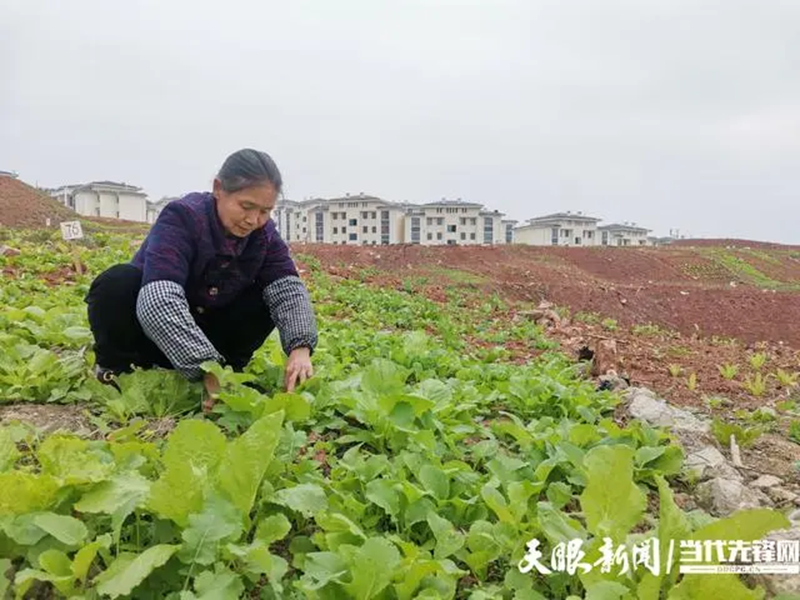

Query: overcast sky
[2,1,799,242]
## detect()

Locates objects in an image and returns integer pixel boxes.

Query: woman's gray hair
[217,148,283,194]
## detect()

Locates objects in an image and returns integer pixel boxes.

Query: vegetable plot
[0,233,793,599]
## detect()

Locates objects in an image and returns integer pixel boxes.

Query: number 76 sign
[60,221,84,241]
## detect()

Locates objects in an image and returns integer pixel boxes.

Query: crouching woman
[84,148,317,399]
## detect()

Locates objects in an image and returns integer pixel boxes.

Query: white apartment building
[49,181,148,222]
[273,194,407,245]
[402,199,511,245]
[514,212,602,246]
[146,196,178,224]
[502,219,518,244]
[272,198,322,243]
[319,195,406,245]
[598,223,653,246]
[271,194,512,246]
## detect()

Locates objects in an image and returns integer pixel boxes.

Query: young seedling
[712,418,763,448]
[718,363,739,380]
[775,369,798,388]
[668,364,683,378]
[749,352,768,371]
[686,372,698,391]
[742,372,768,397]
[601,318,618,331]
[789,420,800,444]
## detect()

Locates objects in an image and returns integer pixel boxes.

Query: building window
[483,217,494,244]
[437,232,443,240]
[437,217,444,226]
[363,226,368,234]
[447,239,457,245]
[302,216,307,222]
[411,217,421,244]
[460,232,466,240]
[471,218,477,225]
[460,217,466,225]
[461,208,467,213]
[372,226,377,233]
[315,212,323,242]
[436,208,443,214]
[349,218,357,226]
[381,210,390,244]
[427,232,433,240]
[349,233,357,241]
[575,237,581,245]
[505,224,513,243]
[471,233,476,240]
[332,213,338,220]
[447,224,457,233]
[371,212,377,219]
[333,227,338,234]
[427,217,434,226]
[342,227,347,234]
[602,231,609,245]
[551,227,559,245]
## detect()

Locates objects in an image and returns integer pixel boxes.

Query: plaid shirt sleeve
[263,275,318,356]
[136,280,224,381]
[256,226,317,356]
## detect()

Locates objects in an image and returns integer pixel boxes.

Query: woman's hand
[285,347,313,392]
[202,372,220,413]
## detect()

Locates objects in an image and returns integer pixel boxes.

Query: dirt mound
[673,238,800,251]
[297,243,800,346]
[0,176,77,229]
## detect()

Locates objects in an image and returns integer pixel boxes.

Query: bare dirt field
[299,243,800,345]
[297,242,800,477]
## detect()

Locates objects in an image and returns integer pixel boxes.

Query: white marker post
[60,220,84,275]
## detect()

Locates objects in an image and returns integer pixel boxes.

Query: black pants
[85,264,275,373]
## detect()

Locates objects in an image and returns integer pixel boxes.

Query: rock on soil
[695,477,774,515]
[627,388,709,435]
[684,446,742,482]
[623,386,797,517]
[751,475,783,489]
[753,527,800,595]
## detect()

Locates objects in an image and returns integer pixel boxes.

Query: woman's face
[213,179,277,238]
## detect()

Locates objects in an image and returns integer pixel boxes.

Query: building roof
[422,197,483,208]
[525,211,601,224]
[0,170,18,178]
[327,193,385,203]
[147,196,179,208]
[48,181,146,195]
[598,223,651,233]
[479,209,506,217]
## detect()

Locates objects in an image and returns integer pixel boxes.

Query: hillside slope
[0,176,77,229]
